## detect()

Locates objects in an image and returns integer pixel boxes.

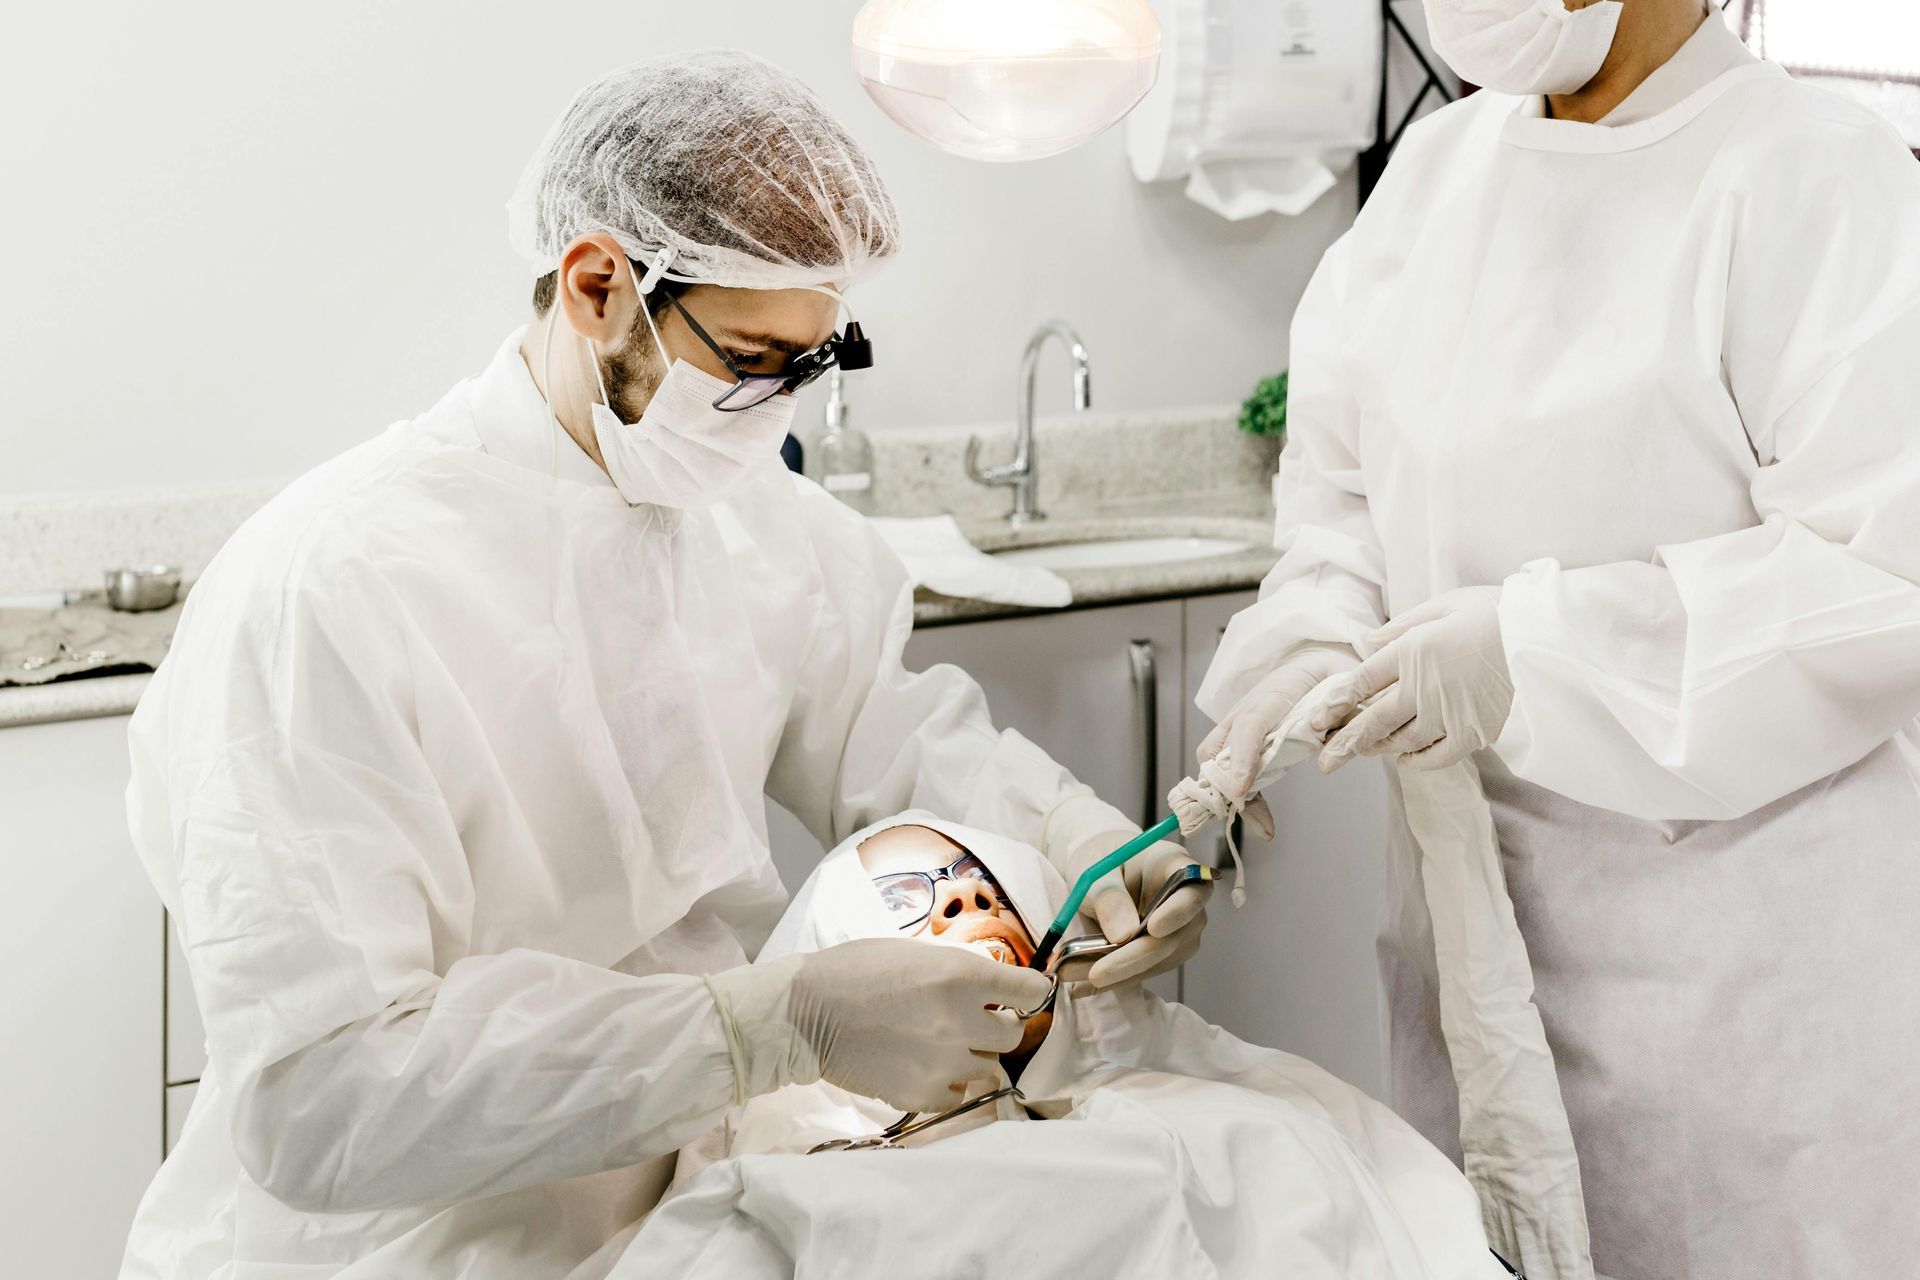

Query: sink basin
[993,535,1253,571]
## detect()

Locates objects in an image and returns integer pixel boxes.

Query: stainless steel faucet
[966,321,1091,528]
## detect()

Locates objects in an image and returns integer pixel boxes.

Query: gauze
[1168,674,1346,906]
[1421,0,1623,96]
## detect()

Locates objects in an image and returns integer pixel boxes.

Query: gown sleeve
[132,563,740,1215]
[764,488,1133,860]
[1492,117,1920,820]
[1196,233,1391,720]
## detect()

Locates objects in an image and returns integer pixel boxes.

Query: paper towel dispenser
[1127,0,1383,219]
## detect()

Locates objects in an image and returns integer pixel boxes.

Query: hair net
[507,50,901,291]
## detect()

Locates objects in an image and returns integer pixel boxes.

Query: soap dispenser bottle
[813,369,874,515]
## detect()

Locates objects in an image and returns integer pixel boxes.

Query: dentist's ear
[555,234,639,347]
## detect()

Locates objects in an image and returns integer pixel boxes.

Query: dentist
[121,51,1206,1279]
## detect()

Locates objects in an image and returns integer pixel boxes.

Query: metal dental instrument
[806,1109,922,1154]
[1028,814,1183,971]
[1014,863,1213,1017]
[807,1085,1023,1154]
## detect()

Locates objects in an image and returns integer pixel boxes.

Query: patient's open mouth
[971,937,1020,965]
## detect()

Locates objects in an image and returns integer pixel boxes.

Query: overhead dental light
[851,0,1162,162]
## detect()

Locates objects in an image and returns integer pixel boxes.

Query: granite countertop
[2,409,1280,729]
[0,493,1276,730]
[0,672,154,729]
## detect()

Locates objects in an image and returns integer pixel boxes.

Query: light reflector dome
[852,0,1161,162]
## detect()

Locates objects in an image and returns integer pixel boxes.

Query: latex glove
[706,938,1052,1113]
[1313,586,1513,773]
[1194,641,1359,830]
[1057,832,1213,989]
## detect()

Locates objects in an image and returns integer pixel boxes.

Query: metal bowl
[104,565,183,613]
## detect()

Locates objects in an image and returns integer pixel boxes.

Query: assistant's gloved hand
[706,938,1051,1113]
[1313,586,1512,773]
[1193,641,1359,828]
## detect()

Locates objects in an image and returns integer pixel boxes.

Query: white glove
[1065,832,1213,988]
[706,938,1052,1113]
[1314,586,1513,773]
[1194,641,1359,829]
[1041,791,1215,989]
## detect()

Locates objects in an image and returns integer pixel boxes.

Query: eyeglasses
[871,851,1012,932]
[639,266,874,412]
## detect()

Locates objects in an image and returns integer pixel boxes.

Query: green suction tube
[1029,813,1182,971]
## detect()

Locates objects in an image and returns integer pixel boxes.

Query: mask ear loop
[581,250,673,432]
[540,299,563,477]
[632,249,673,371]
[538,253,639,472]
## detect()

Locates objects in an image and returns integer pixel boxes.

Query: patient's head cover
[769,814,1062,959]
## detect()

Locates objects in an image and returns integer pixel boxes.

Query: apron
[1328,68,1920,1280]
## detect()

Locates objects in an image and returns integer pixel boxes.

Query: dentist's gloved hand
[706,939,1050,1113]
[1195,641,1358,824]
[1076,836,1212,988]
[1314,586,1512,773]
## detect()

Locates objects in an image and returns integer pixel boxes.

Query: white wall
[0,1,1358,498]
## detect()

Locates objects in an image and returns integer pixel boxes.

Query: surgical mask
[545,257,797,509]
[589,352,794,509]
[1420,0,1623,97]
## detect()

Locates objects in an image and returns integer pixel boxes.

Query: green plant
[1239,370,1288,440]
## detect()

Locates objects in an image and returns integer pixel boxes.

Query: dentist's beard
[599,311,667,425]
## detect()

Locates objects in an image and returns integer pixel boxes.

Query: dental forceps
[806,1085,1023,1154]
[1011,863,1214,1019]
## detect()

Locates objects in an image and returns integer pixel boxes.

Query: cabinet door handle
[1128,639,1157,828]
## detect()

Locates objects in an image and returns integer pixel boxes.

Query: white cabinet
[166,923,206,1085]
[0,714,160,1279]
[904,601,1188,833]
[1177,593,1389,1099]
[765,599,1188,891]
[165,1081,199,1156]
[902,601,1190,1001]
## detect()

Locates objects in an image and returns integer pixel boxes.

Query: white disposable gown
[1200,20,1920,1280]
[119,332,1122,1279]
[612,814,1507,1280]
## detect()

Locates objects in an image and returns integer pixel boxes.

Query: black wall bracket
[1357,2,1460,205]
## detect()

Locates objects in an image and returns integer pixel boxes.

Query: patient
[856,822,1051,1056]
[615,813,1507,1280]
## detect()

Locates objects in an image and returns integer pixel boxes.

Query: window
[1739,0,1919,82]
[1728,0,1920,147]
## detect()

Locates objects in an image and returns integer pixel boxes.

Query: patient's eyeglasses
[871,852,1012,931]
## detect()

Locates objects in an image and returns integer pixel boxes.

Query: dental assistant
[119,52,1206,1279]
[1198,3,1920,1277]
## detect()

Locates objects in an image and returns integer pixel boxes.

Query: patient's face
[858,824,1053,1057]
[857,825,1037,966]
